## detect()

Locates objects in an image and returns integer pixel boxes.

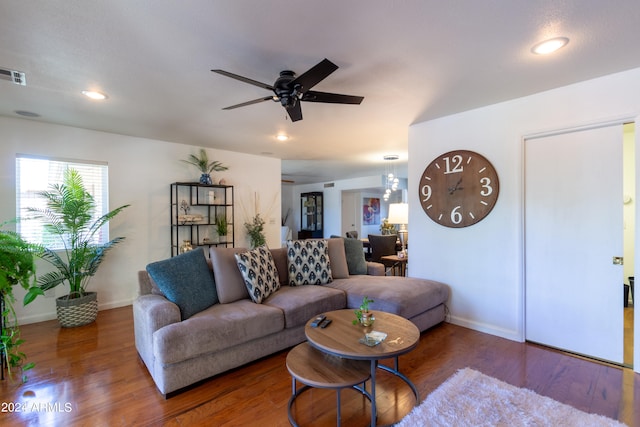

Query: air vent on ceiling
[0,67,26,85]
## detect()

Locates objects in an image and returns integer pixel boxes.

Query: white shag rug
[396,368,627,427]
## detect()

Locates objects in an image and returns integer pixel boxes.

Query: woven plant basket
[56,292,98,328]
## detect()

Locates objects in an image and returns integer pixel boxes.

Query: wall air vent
[0,68,26,85]
[324,183,335,188]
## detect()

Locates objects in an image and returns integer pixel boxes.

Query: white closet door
[525,124,623,364]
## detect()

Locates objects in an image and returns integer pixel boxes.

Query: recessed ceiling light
[276,134,289,141]
[531,37,569,55]
[81,90,108,100]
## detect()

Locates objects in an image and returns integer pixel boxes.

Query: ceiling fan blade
[301,90,364,105]
[286,101,303,122]
[290,58,338,93]
[211,69,274,90]
[222,96,273,110]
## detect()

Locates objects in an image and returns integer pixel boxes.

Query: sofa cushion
[269,247,289,286]
[235,245,280,304]
[327,238,349,279]
[331,235,367,275]
[145,248,218,320]
[263,285,346,328]
[326,275,449,320]
[153,300,284,365]
[210,246,250,303]
[287,239,333,285]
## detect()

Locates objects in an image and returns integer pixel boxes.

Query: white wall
[1,117,281,324]
[408,67,640,371]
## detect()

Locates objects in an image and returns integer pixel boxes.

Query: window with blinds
[16,155,110,250]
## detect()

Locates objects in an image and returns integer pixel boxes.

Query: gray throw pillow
[343,237,367,275]
[330,235,367,275]
[146,248,218,320]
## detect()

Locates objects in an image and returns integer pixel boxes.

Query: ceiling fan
[211,58,364,122]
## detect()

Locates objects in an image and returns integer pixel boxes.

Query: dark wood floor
[1,306,638,427]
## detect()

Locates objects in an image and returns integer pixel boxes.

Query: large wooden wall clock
[419,150,499,228]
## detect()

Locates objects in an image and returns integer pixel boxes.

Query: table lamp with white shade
[387,203,408,256]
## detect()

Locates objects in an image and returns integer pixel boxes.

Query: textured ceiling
[2,1,640,184]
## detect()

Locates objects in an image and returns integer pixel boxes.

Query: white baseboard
[448,314,523,342]
[18,298,133,325]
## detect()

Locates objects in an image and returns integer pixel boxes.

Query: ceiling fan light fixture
[531,37,569,55]
[82,90,108,100]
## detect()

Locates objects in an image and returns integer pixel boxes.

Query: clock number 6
[451,206,463,224]
[480,177,493,196]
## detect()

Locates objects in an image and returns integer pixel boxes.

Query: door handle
[612,256,624,265]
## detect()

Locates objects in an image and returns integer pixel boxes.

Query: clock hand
[448,178,463,194]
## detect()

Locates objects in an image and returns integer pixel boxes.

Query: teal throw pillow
[146,248,218,320]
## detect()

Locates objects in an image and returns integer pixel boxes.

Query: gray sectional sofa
[133,238,449,396]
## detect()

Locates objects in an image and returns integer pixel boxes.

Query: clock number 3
[480,177,493,196]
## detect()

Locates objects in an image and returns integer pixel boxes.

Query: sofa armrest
[366,261,385,276]
[133,294,181,372]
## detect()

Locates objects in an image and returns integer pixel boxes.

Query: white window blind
[16,155,109,249]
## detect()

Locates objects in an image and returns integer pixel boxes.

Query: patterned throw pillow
[286,239,333,285]
[234,245,280,304]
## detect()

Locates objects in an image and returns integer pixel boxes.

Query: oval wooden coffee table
[286,342,372,426]
[305,309,420,427]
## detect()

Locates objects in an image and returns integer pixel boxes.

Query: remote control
[319,318,332,328]
[310,314,326,328]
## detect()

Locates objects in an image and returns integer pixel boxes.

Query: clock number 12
[444,155,464,174]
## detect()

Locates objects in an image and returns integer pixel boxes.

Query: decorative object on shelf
[215,213,228,242]
[178,214,204,225]
[179,240,193,254]
[419,150,499,228]
[0,223,36,382]
[181,148,228,185]
[22,169,130,328]
[387,202,408,255]
[353,296,375,326]
[180,200,190,215]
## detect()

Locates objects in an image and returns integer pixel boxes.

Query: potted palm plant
[23,169,130,328]
[181,148,228,185]
[0,223,37,381]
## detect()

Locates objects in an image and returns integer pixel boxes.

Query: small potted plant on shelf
[0,223,37,382]
[181,148,228,185]
[353,296,375,326]
[215,213,228,243]
[23,169,130,328]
